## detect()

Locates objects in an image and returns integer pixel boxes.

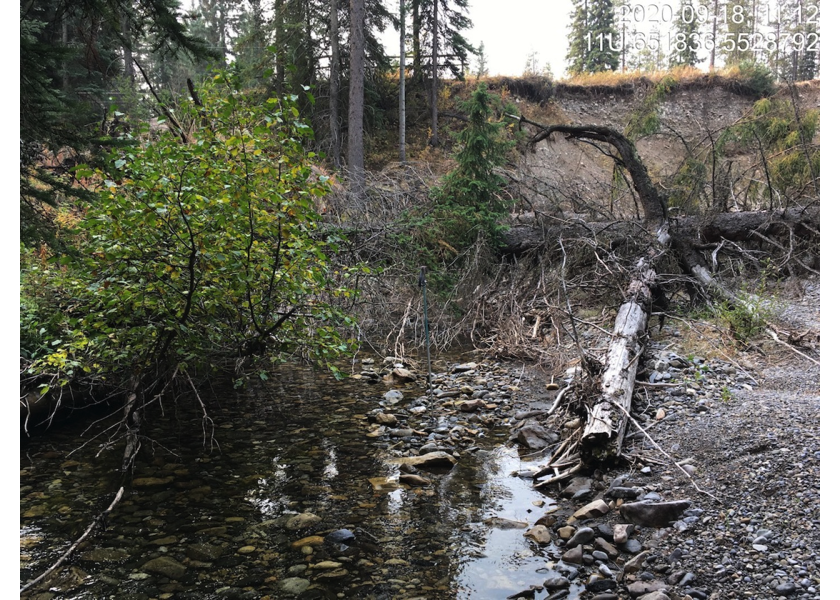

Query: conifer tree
[433,82,514,246]
[567,0,620,74]
[474,40,489,79]
[670,0,702,67]
[410,0,473,83]
[775,0,820,81]
[720,0,758,66]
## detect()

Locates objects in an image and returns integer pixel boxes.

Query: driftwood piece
[581,258,655,461]
[533,460,583,488]
[21,487,125,594]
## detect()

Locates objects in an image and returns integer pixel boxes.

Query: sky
[380,0,577,77]
[385,0,825,78]
[464,0,577,76]
[382,0,702,78]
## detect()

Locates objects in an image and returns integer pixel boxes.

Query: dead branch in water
[21,487,125,595]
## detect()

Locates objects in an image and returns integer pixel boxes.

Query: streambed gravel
[19,281,819,600]
[510,279,821,600]
[629,282,821,599]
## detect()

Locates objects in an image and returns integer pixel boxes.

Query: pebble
[524,525,552,545]
[573,499,610,519]
[279,577,310,593]
[562,545,584,564]
[20,340,820,600]
[566,527,595,548]
[382,390,403,404]
[775,581,797,596]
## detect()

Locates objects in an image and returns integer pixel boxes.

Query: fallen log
[581,256,656,462]
[501,206,819,257]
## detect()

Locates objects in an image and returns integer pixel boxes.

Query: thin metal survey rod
[418,266,433,391]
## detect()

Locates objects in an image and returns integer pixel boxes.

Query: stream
[21,357,579,600]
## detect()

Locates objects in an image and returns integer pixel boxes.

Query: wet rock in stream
[20,335,821,600]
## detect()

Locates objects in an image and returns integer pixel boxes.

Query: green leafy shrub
[22,72,361,392]
[712,283,775,343]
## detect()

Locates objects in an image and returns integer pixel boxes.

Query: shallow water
[21,360,570,599]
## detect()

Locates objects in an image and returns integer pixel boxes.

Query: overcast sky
[380,0,577,77]
[464,0,577,76]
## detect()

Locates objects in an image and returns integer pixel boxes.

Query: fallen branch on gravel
[548,383,572,415]
[21,487,125,594]
[616,402,720,503]
[534,461,583,489]
[765,328,819,366]
[636,381,684,388]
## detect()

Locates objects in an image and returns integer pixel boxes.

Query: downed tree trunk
[510,115,818,463]
[511,115,668,226]
[501,207,819,256]
[581,256,655,461]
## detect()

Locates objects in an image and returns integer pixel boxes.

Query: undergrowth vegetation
[21,73,362,402]
[21,67,819,411]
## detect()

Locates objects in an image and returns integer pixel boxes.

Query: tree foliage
[431,83,515,248]
[411,0,474,82]
[670,0,702,67]
[720,95,819,202]
[22,73,361,395]
[567,0,620,74]
[20,0,215,246]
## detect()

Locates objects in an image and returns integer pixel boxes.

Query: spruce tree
[670,0,702,67]
[567,0,620,74]
[434,82,514,246]
[410,0,474,83]
[720,0,758,66]
[474,40,489,79]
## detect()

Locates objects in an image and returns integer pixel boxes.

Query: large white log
[582,264,654,461]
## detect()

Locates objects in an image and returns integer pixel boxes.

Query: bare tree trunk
[274,0,286,97]
[120,12,135,84]
[430,0,439,147]
[501,206,818,257]
[329,0,341,169]
[348,0,366,198]
[411,0,422,84]
[218,0,228,63]
[709,0,719,69]
[399,0,406,163]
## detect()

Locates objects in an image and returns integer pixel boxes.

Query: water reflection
[453,446,558,599]
[21,359,559,599]
[321,440,338,481]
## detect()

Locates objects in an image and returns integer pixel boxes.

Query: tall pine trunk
[120,13,135,84]
[274,0,286,97]
[329,0,341,169]
[709,0,719,69]
[348,0,366,198]
[411,0,421,84]
[399,0,406,162]
[430,0,438,147]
